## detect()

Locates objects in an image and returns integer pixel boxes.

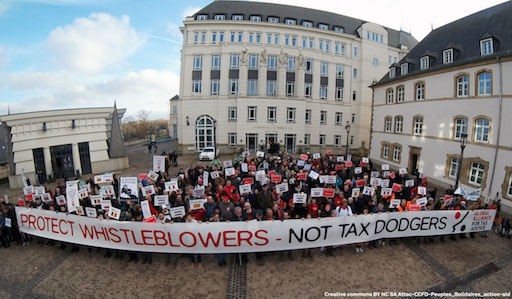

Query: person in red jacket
[222,180,236,201]
[308,198,319,218]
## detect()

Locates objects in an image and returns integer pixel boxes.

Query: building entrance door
[32,148,47,184]
[50,144,75,179]
[285,134,296,153]
[246,134,258,152]
[408,146,421,176]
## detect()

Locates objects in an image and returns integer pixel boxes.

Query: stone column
[259,65,267,96]
[43,147,53,177]
[72,143,82,175]
[277,50,287,97]
[239,64,248,96]
[297,67,305,98]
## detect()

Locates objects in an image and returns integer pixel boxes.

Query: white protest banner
[85,207,97,218]
[140,200,152,219]
[100,186,115,197]
[108,207,121,220]
[313,153,321,159]
[223,160,233,168]
[276,183,289,193]
[23,186,35,196]
[225,167,236,177]
[154,195,169,207]
[381,188,393,197]
[94,174,112,184]
[370,178,382,187]
[193,186,205,198]
[325,176,337,184]
[310,188,324,197]
[308,170,319,180]
[336,156,344,163]
[351,188,360,198]
[210,171,220,179]
[371,171,380,178]
[119,177,138,201]
[418,186,427,195]
[170,206,186,219]
[355,167,362,174]
[66,187,79,211]
[239,184,251,195]
[16,207,496,254]
[362,186,374,196]
[141,185,155,197]
[399,168,407,175]
[257,151,265,158]
[147,170,159,182]
[153,156,166,172]
[56,195,66,206]
[417,197,428,207]
[34,187,45,195]
[241,163,248,173]
[362,157,369,164]
[189,199,204,210]
[319,175,328,184]
[381,164,390,171]
[100,200,111,210]
[297,160,305,167]
[458,188,482,201]
[293,193,307,204]
[381,179,390,188]
[255,170,266,181]
[405,180,415,187]
[389,199,401,209]
[303,164,312,171]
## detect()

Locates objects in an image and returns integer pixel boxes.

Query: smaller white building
[0,106,129,189]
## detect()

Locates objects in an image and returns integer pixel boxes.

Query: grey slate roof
[193,0,418,50]
[376,0,512,86]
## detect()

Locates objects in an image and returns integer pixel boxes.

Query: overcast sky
[0,0,507,120]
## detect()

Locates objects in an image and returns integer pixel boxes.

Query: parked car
[198,147,219,160]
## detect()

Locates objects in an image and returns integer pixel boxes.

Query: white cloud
[46,13,144,74]
[0,47,5,70]
[166,23,183,41]
[182,6,201,20]
[3,69,179,119]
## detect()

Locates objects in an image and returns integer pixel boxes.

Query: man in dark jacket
[257,184,275,210]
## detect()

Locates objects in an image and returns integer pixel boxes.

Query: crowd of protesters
[0,150,507,266]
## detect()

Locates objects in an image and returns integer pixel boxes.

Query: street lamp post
[454,132,468,190]
[345,121,351,157]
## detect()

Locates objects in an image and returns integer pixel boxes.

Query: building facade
[370,1,512,211]
[0,106,129,189]
[176,1,417,155]
[169,95,179,139]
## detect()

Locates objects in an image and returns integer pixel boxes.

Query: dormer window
[302,21,312,27]
[480,38,493,56]
[420,56,429,70]
[232,15,244,21]
[334,26,344,33]
[268,17,279,23]
[285,19,296,25]
[196,15,207,21]
[401,63,408,75]
[250,16,261,22]
[319,24,329,30]
[389,68,396,78]
[214,15,225,20]
[443,49,453,64]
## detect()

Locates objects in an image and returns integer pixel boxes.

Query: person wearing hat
[257,184,275,211]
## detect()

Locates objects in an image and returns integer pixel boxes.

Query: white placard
[381,188,393,197]
[313,153,321,159]
[336,156,344,163]
[389,199,401,209]
[362,157,369,163]
[203,171,209,186]
[225,167,236,176]
[56,195,66,206]
[193,186,205,198]
[78,189,88,200]
[241,163,248,173]
[351,188,360,198]
[319,175,328,184]
[355,167,362,174]
[154,195,169,206]
[276,183,289,193]
[310,188,324,197]
[418,186,427,195]
[4,218,11,228]
[120,177,138,200]
[210,171,220,179]
[108,207,121,220]
[381,164,389,171]
[363,186,374,196]
[346,154,352,162]
[147,170,159,182]
[34,186,45,195]
[170,206,186,218]
[141,185,156,197]
[257,151,265,158]
[100,199,111,210]
[371,171,380,178]
[189,199,204,210]
[85,207,97,218]
[381,179,390,188]
[370,178,382,187]
[297,160,305,167]
[23,186,34,195]
[293,193,307,204]
[153,155,166,172]
[308,170,319,180]
[223,160,233,168]
[405,179,415,187]
[239,184,251,195]
[100,185,115,197]
[417,197,428,207]
[399,168,407,175]
[304,164,312,171]
[141,200,152,219]
[255,170,266,181]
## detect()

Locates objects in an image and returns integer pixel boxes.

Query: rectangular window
[193,32,199,44]
[480,38,493,56]
[475,118,490,142]
[336,65,344,78]
[335,112,342,125]
[478,72,491,95]
[454,118,467,140]
[211,54,221,70]
[192,80,201,94]
[386,89,394,104]
[212,31,217,44]
[352,91,357,101]
[229,79,238,95]
[172,106,177,114]
[249,54,258,69]
[228,133,237,147]
[249,32,254,43]
[335,43,339,54]
[325,41,330,53]
[420,56,429,70]
[210,80,220,95]
[232,15,243,21]
[305,59,313,74]
[193,55,202,70]
[320,111,327,124]
[230,54,239,69]
[416,83,425,100]
[248,79,258,96]
[214,15,225,20]
[267,80,276,96]
[292,35,297,47]
[305,83,312,98]
[449,157,460,178]
[382,144,389,159]
[385,117,392,132]
[334,135,341,147]
[302,37,307,48]
[319,134,326,146]
[393,145,401,161]
[508,175,512,197]
[287,56,295,72]
[388,55,392,64]
[457,76,469,97]
[304,134,310,145]
[353,47,358,57]
[196,15,207,20]
[469,163,485,185]
[274,34,279,44]
[341,43,346,55]
[353,68,358,78]
[303,21,312,27]
[401,63,408,75]
[219,31,224,42]
[309,38,314,48]
[320,86,327,99]
[321,62,328,76]
[443,49,453,64]
[201,31,206,44]
[413,117,423,135]
[285,18,296,25]
[230,31,235,42]
[248,106,257,122]
[256,32,261,43]
[305,109,311,124]
[237,32,243,42]
[395,116,403,133]
[351,113,355,123]
[285,35,290,46]
[268,55,277,70]
[319,24,328,30]
[335,87,343,101]
[228,107,237,122]
[397,86,404,102]
[250,16,261,22]
[268,17,279,23]
[334,26,344,33]
[287,108,296,123]
[286,81,295,97]
[267,107,276,122]
[319,39,324,51]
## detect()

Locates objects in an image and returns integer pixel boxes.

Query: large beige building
[0,106,129,188]
[175,1,417,154]
[370,2,512,211]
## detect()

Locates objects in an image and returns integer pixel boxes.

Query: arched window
[384,116,392,132]
[396,85,404,103]
[195,115,215,150]
[394,116,403,133]
[413,116,423,136]
[477,71,491,95]
[456,75,469,97]
[474,118,490,142]
[415,82,425,100]
[386,89,394,104]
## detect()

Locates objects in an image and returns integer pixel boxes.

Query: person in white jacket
[336,198,353,217]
